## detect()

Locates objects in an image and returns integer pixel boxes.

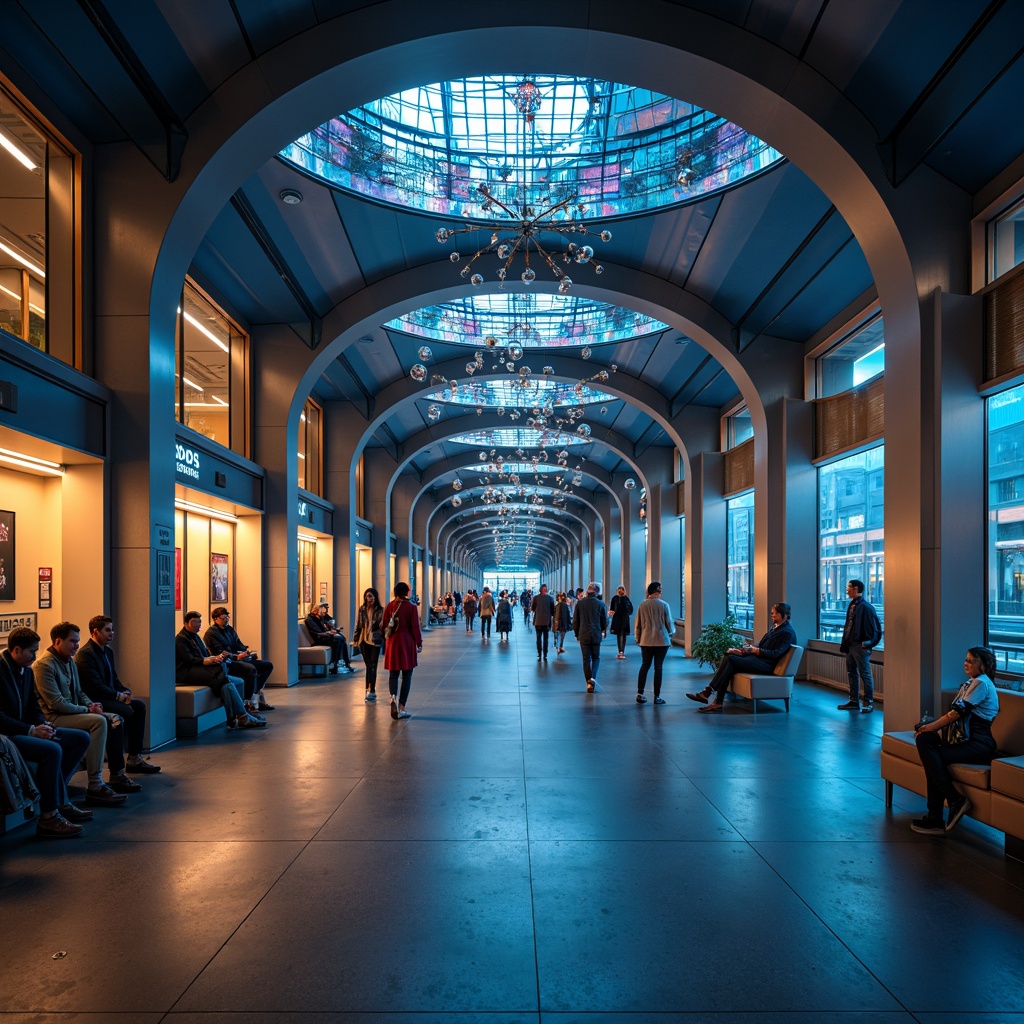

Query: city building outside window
[298,398,322,494]
[726,491,753,629]
[818,446,885,643]
[817,314,885,399]
[0,78,78,364]
[175,280,248,455]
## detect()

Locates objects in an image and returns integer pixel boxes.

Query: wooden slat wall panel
[986,273,1024,382]
[723,438,754,495]
[814,376,884,460]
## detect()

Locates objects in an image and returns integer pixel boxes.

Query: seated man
[1,626,92,837]
[204,607,275,715]
[176,611,266,729]
[75,614,161,774]
[686,602,797,713]
[303,603,354,673]
[33,621,131,804]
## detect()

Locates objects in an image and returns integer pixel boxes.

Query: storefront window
[0,79,78,363]
[298,537,316,618]
[298,398,322,494]
[679,516,686,620]
[988,194,1024,283]
[175,280,247,454]
[818,446,885,643]
[726,491,753,629]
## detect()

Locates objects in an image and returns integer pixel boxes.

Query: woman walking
[463,591,477,633]
[382,582,422,720]
[634,581,673,704]
[495,590,513,641]
[610,585,634,659]
[552,592,572,653]
[353,587,384,701]
[478,586,495,639]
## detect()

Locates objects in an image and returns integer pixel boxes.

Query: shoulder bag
[941,683,972,746]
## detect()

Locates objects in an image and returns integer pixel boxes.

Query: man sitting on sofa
[204,607,275,715]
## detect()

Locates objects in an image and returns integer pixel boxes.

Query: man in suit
[205,607,275,714]
[0,626,92,837]
[686,602,797,713]
[75,615,161,774]
[303,603,354,673]
[176,611,266,730]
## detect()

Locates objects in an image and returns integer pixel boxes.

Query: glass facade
[817,315,885,399]
[298,398,322,494]
[726,491,754,629]
[426,377,609,408]
[679,516,686,620]
[175,280,247,454]
[988,194,1024,283]
[818,446,885,643]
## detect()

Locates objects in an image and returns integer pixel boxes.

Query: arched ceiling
[5,1,1022,569]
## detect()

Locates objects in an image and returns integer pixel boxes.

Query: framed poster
[0,511,14,601]
[303,562,312,607]
[155,551,173,606]
[211,552,229,603]
[174,547,182,610]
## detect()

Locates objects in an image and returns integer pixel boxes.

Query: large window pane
[679,515,686,620]
[988,385,1024,657]
[989,195,1024,283]
[817,315,884,399]
[818,446,885,643]
[726,491,753,629]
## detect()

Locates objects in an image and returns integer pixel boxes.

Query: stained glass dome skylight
[427,378,608,407]
[450,428,588,448]
[282,76,782,218]
[391,293,664,347]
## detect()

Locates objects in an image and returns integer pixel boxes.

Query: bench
[429,608,454,626]
[728,645,803,713]
[175,679,244,738]
[297,621,332,678]
[881,688,1024,859]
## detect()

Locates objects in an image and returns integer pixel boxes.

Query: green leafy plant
[690,614,743,668]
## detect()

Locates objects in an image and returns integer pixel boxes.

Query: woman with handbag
[353,588,384,702]
[912,646,1000,835]
[552,592,572,654]
[382,581,422,720]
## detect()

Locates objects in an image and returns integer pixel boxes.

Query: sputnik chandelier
[435,78,611,292]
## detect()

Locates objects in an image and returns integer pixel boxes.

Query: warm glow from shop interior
[0,282,45,316]
[0,447,64,476]
[0,240,44,277]
[0,129,37,171]
[174,499,239,523]
[178,307,230,353]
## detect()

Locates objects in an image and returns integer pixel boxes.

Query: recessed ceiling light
[279,189,303,204]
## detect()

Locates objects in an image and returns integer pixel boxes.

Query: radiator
[805,648,884,699]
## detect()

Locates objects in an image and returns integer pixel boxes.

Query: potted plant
[690,614,743,668]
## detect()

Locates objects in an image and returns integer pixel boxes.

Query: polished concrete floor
[3,622,1024,1023]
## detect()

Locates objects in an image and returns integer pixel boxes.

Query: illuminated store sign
[175,443,201,481]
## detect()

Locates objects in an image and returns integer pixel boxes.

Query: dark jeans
[481,615,492,637]
[360,642,380,692]
[225,657,274,699]
[580,641,602,683]
[103,696,147,756]
[845,643,874,703]
[710,653,774,701]
[637,646,668,697]
[536,625,550,656]
[465,612,476,631]
[315,636,349,668]
[178,665,245,718]
[916,717,996,818]
[389,668,414,706]
[615,632,628,654]
[10,729,90,813]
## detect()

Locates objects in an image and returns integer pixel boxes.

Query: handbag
[941,683,972,746]
[384,610,399,640]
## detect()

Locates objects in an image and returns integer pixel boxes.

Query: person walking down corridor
[633,582,673,704]
[479,587,495,639]
[495,591,513,642]
[531,584,555,660]
[572,583,608,693]
[354,588,384,702]
[610,586,634,659]
[552,592,572,654]
[382,582,422,720]
[463,591,477,634]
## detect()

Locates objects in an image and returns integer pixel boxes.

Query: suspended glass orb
[508,343,524,361]
[436,228,451,243]
[410,363,427,382]
[496,406,506,416]
[581,346,592,360]
[542,365,554,375]
[418,345,432,361]
[449,381,458,395]
[558,457,568,467]
[427,404,441,421]
[573,474,583,485]
[558,277,572,294]
[471,273,484,286]
[451,495,462,507]
[594,265,604,275]
[539,450,549,461]
[600,230,612,242]
[519,365,532,376]
[575,246,593,264]
[485,336,498,348]
[474,351,484,365]
[576,423,592,437]
[574,382,585,394]
[465,362,476,375]
[508,410,520,421]
[496,242,512,259]
[452,478,463,491]
[479,451,489,461]
[510,474,520,486]
[522,267,536,285]
[595,369,609,381]
[624,478,636,490]
[450,252,461,263]
[600,406,608,415]
[558,449,569,459]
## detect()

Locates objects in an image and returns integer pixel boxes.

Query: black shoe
[946,794,971,832]
[59,803,93,823]
[256,699,276,711]
[685,688,711,704]
[108,773,143,794]
[125,758,161,774]
[654,696,667,705]
[237,714,267,729]
[36,813,83,838]
[837,700,861,710]
[861,702,874,714]
[910,816,945,835]
[636,694,648,704]
[390,697,399,720]
[86,784,128,806]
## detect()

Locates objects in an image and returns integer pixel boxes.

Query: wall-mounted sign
[156,550,174,606]
[175,442,201,481]
[38,566,51,609]
[298,500,308,519]
[0,611,36,641]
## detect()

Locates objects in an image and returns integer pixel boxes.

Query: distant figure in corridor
[353,587,384,702]
[495,590,514,642]
[478,587,495,639]
[382,582,422,720]
[634,582,673,704]
[531,584,556,660]
[572,583,608,693]
[609,586,634,659]
[463,591,477,633]
[552,592,572,654]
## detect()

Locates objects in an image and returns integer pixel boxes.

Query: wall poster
[175,547,182,610]
[0,511,14,601]
[211,552,229,603]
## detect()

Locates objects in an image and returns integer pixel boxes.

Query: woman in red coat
[382,581,423,720]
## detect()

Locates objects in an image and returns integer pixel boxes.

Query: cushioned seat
[297,621,332,678]
[729,645,803,713]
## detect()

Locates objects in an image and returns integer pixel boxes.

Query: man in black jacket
[687,603,798,713]
[0,626,91,837]
[205,607,275,714]
[837,579,883,713]
[75,615,160,773]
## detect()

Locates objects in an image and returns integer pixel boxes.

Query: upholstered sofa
[881,688,1024,859]
[727,645,804,713]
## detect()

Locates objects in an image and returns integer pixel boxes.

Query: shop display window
[298,398,322,494]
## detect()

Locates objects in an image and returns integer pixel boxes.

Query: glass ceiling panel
[427,378,607,406]
[282,75,782,218]
[390,293,664,347]
[449,428,588,448]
